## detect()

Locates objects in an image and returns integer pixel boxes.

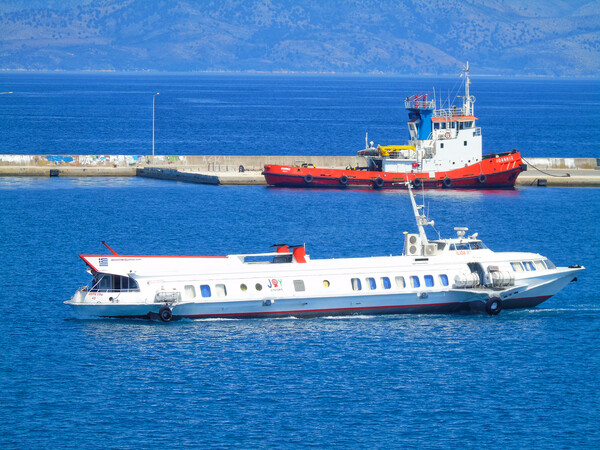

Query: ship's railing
[433,107,472,118]
[87,287,140,293]
[404,99,435,110]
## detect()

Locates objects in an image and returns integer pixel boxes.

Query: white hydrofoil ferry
[66,185,583,321]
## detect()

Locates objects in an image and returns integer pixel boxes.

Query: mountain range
[0,0,598,76]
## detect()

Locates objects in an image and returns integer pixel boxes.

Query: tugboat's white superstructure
[66,185,582,321]
[382,61,481,174]
[263,62,527,189]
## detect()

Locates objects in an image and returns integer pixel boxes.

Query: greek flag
[99,258,108,267]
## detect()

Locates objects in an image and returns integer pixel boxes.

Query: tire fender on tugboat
[443,177,452,188]
[159,306,173,322]
[374,177,384,189]
[339,175,348,185]
[478,174,487,184]
[304,174,314,184]
[412,177,422,188]
[485,297,502,316]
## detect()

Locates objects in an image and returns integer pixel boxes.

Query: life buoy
[374,177,384,189]
[304,174,314,184]
[159,306,173,322]
[445,132,451,138]
[443,177,452,188]
[412,177,422,188]
[339,175,348,185]
[478,174,487,184]
[485,297,502,316]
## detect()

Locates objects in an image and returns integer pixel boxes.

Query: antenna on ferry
[406,182,432,244]
[365,132,368,149]
[100,241,119,256]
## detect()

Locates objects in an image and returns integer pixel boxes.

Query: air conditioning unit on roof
[424,244,437,256]
[405,234,421,256]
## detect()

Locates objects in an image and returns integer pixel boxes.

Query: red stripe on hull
[263,151,526,190]
[179,295,551,320]
[184,301,465,319]
[96,295,554,321]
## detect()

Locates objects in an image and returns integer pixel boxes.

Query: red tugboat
[263,63,526,189]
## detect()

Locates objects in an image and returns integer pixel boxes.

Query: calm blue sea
[0,74,599,449]
[0,73,599,158]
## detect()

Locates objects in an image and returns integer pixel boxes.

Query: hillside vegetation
[0,0,598,76]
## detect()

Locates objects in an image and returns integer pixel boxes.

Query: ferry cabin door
[467,262,487,287]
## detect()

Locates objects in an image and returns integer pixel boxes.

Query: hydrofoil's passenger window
[184,285,196,299]
[381,277,391,289]
[439,274,449,286]
[424,275,434,287]
[200,285,211,297]
[367,277,376,290]
[410,276,420,288]
[215,284,227,297]
[511,262,524,272]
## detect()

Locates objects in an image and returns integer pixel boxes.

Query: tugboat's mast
[463,60,475,116]
[465,60,470,99]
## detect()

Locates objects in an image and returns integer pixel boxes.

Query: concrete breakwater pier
[0,154,599,187]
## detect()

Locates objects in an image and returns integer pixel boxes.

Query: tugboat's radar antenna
[464,60,470,99]
[463,60,475,115]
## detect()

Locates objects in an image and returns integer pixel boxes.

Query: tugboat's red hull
[263,151,526,189]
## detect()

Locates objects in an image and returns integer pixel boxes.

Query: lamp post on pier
[152,92,160,162]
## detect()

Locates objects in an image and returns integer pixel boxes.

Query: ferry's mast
[407,183,432,244]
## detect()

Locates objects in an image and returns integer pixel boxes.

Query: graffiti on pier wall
[0,155,188,167]
[45,156,74,163]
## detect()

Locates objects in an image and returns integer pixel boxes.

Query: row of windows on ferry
[92,259,556,295]
[511,259,555,272]
[163,257,556,299]
[182,274,451,299]
[350,274,449,291]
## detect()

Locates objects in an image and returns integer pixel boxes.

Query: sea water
[0,74,598,448]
